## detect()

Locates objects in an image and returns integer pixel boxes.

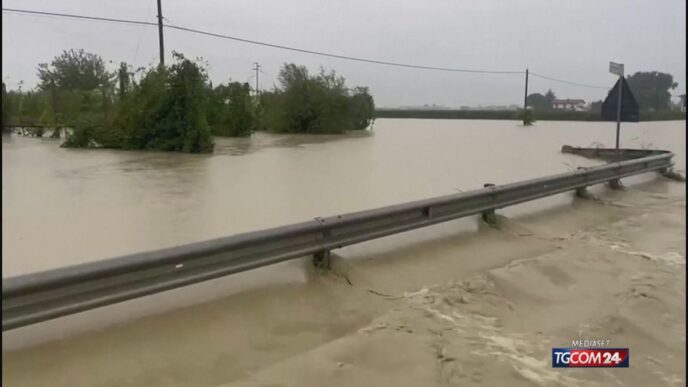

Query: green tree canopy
[544,89,556,107]
[208,82,256,137]
[626,71,678,111]
[589,100,603,114]
[117,52,214,152]
[260,63,375,133]
[37,49,113,91]
[2,82,8,130]
[526,93,549,111]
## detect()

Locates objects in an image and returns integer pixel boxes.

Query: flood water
[2,119,686,348]
[3,119,685,277]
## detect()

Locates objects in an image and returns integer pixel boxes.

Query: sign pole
[615,75,622,149]
[523,68,529,125]
[609,61,625,151]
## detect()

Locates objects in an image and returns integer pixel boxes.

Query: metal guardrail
[2,150,677,331]
[561,145,670,161]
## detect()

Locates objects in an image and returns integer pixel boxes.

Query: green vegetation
[2,82,8,132]
[60,52,213,152]
[526,89,556,112]
[4,52,376,152]
[258,64,374,134]
[520,108,535,125]
[207,82,256,137]
[625,71,678,111]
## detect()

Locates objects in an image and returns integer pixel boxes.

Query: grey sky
[2,0,685,107]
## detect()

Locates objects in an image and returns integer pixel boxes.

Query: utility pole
[252,62,261,96]
[157,0,165,67]
[523,68,529,125]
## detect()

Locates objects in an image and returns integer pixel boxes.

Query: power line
[530,71,609,90]
[2,8,157,27]
[2,7,613,90]
[2,7,522,75]
[165,24,524,75]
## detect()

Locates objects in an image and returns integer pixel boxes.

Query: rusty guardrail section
[2,147,681,330]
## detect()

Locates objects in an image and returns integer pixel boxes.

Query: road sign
[609,62,624,76]
[602,77,639,122]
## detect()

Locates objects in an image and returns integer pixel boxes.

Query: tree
[260,63,375,133]
[349,87,375,129]
[625,71,678,111]
[117,52,214,152]
[209,82,256,137]
[520,108,535,125]
[2,82,8,131]
[526,93,550,111]
[64,52,214,152]
[589,100,603,114]
[37,49,112,91]
[117,62,130,101]
[38,94,56,128]
[544,89,556,107]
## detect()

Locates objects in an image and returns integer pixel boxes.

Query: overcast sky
[2,0,686,107]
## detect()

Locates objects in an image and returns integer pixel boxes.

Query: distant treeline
[374,109,686,122]
[1,49,375,153]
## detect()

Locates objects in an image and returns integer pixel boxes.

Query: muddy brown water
[2,119,685,361]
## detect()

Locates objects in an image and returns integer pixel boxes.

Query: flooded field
[2,119,685,386]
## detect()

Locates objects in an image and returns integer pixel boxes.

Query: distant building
[552,99,586,111]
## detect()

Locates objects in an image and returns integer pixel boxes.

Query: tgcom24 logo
[552,348,630,368]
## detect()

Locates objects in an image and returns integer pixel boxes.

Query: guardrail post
[660,167,686,182]
[313,250,331,269]
[608,179,623,190]
[481,183,498,225]
[313,217,331,269]
[575,167,593,199]
[575,186,592,199]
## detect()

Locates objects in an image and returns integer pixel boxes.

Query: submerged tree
[520,108,535,126]
[208,81,256,137]
[35,49,115,127]
[349,86,375,129]
[259,63,375,134]
[526,89,556,112]
[64,52,214,152]
[37,49,112,92]
[2,82,8,131]
[117,52,214,152]
[626,71,678,111]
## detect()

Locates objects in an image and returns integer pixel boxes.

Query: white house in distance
[551,99,586,111]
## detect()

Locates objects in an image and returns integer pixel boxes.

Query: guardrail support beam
[575,186,592,199]
[660,167,686,182]
[608,179,623,190]
[482,183,498,225]
[313,250,331,269]
[482,210,497,225]
[575,167,593,198]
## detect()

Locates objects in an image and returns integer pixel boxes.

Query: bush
[62,118,122,148]
[208,82,256,137]
[259,64,375,134]
[116,52,214,153]
[521,108,535,125]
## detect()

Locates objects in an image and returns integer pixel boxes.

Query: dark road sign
[602,77,639,122]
